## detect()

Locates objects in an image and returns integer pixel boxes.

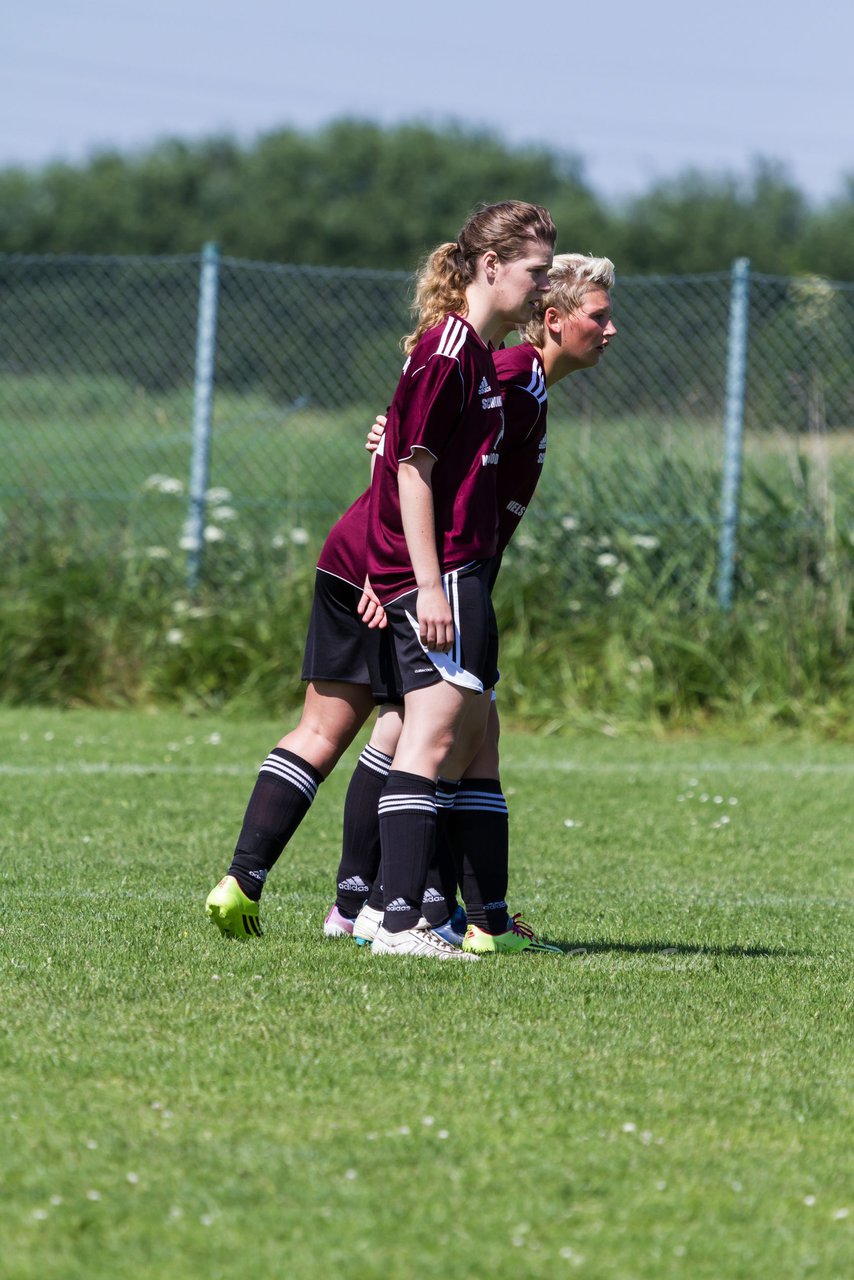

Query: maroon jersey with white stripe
[316,488,370,588]
[367,314,504,603]
[493,342,548,552]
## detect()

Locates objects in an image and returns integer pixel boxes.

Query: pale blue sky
[5,0,854,205]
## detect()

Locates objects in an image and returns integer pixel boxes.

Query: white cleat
[371,922,480,960]
[353,903,384,946]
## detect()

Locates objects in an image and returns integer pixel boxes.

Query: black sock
[421,777,460,926]
[227,748,323,900]
[335,743,392,917]
[378,770,436,933]
[448,778,509,933]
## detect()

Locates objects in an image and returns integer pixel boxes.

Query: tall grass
[1,376,852,734]
[1,514,851,736]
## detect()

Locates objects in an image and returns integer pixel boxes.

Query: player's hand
[365,414,387,453]
[417,584,454,652]
[357,578,387,629]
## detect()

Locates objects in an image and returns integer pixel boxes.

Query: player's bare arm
[397,448,453,652]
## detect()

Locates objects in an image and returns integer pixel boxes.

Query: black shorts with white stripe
[384,560,499,696]
[301,569,402,704]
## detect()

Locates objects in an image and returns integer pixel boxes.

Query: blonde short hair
[524,253,615,345]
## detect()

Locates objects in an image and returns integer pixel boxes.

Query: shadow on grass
[554,939,801,959]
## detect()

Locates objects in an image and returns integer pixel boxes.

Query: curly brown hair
[402,201,557,354]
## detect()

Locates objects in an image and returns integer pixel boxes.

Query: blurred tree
[612,161,809,275]
[0,126,852,281]
[801,174,854,280]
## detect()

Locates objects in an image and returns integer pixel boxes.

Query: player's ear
[544,306,563,336]
[481,249,499,282]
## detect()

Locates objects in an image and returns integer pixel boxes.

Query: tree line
[1,119,853,279]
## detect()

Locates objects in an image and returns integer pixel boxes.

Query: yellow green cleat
[205,875,263,938]
[462,914,562,955]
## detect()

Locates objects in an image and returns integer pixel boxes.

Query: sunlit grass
[2,707,853,1279]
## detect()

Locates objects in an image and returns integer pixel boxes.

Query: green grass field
[2,707,853,1279]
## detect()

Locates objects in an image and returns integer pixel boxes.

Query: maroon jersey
[493,342,548,552]
[367,314,504,603]
[316,488,370,588]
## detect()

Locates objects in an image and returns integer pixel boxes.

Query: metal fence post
[186,242,221,589]
[717,257,751,610]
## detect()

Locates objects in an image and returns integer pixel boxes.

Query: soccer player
[203,201,556,943]
[364,201,557,960]
[204,487,395,938]
[334,254,617,953]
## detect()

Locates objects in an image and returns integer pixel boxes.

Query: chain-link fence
[2,248,853,608]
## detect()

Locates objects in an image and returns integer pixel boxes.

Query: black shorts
[384,561,499,696]
[301,570,402,704]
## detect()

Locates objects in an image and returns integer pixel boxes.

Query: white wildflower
[145,546,171,560]
[596,552,619,568]
[290,527,310,546]
[203,525,225,543]
[628,655,654,675]
[606,578,624,597]
[144,474,184,495]
[211,505,238,522]
[271,533,286,549]
[206,486,232,502]
[165,628,184,646]
[630,534,660,550]
[561,516,579,531]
